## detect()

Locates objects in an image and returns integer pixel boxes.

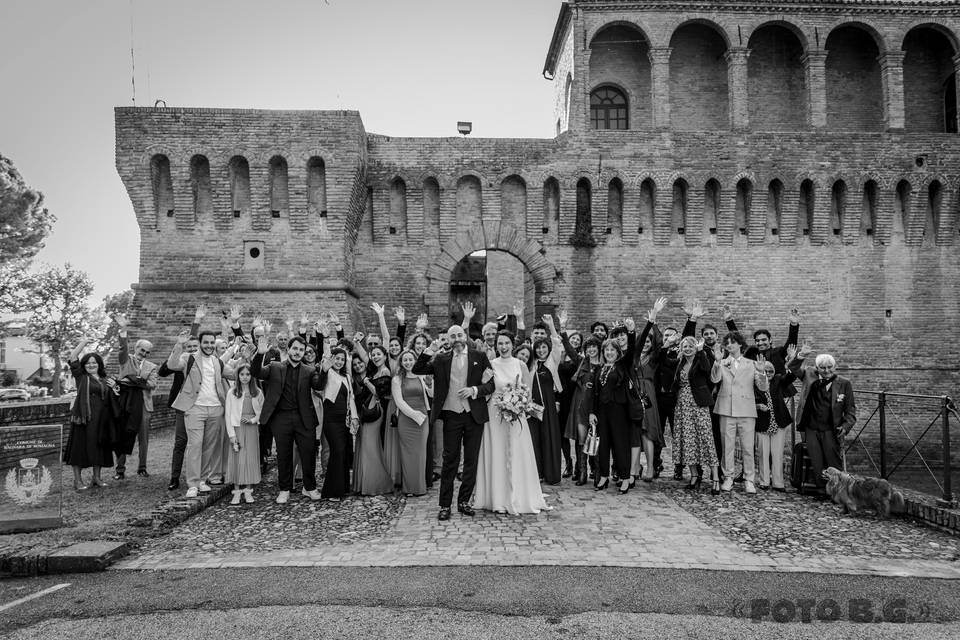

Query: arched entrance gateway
[423,222,558,334]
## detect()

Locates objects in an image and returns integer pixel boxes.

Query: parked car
[0,388,31,402]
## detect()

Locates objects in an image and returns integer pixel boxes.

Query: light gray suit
[711,356,768,483]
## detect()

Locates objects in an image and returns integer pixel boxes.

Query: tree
[97,289,134,345]
[18,263,104,397]
[0,154,56,266]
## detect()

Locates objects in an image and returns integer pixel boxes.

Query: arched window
[590,86,628,130]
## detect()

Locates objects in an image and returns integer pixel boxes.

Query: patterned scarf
[70,374,106,426]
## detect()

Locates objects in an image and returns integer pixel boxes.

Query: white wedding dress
[473,356,549,514]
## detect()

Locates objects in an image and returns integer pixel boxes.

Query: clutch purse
[529,402,544,421]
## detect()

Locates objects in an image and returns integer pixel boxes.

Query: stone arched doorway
[424,222,557,329]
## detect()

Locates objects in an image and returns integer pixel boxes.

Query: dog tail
[890,490,906,514]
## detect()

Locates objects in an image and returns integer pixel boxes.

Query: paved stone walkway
[115,477,960,578]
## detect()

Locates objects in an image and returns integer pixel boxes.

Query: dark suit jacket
[250,353,323,428]
[671,350,714,407]
[789,360,856,434]
[412,347,495,424]
[727,318,799,374]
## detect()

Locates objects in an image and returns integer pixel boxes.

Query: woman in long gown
[565,336,601,485]
[527,329,564,485]
[351,352,394,496]
[474,331,549,515]
[630,316,666,483]
[391,350,430,496]
[65,340,117,490]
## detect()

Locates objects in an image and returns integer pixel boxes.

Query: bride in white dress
[473,332,549,515]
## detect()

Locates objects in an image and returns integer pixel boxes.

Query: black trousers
[259,423,274,462]
[321,414,352,498]
[168,410,187,481]
[438,410,483,509]
[597,402,631,479]
[806,429,843,491]
[711,411,723,476]
[655,391,677,467]
[272,410,317,492]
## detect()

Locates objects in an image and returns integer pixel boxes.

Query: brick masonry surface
[115,1,960,474]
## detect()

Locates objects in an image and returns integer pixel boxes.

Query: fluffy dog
[822,467,906,518]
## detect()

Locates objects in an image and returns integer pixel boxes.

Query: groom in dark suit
[413,324,496,521]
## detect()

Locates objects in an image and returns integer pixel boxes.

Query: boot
[242,488,254,503]
[673,464,684,481]
[229,489,242,505]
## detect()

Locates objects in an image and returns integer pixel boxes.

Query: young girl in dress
[225,364,264,504]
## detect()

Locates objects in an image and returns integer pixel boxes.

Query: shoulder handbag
[583,424,599,456]
[359,397,382,424]
[627,369,651,422]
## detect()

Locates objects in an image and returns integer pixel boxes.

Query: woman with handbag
[586,316,640,495]
[391,350,431,496]
[672,336,720,494]
[566,336,601,486]
[351,352,394,496]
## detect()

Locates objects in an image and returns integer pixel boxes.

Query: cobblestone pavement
[115,469,960,577]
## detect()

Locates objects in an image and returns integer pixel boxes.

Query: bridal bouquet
[494,375,543,425]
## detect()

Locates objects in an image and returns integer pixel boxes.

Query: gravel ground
[662,478,960,562]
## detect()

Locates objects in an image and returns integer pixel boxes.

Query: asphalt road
[2,566,959,636]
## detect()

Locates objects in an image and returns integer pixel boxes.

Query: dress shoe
[438,507,451,521]
[562,469,572,478]
[198,482,212,493]
[618,479,631,495]
[185,487,199,498]
[276,490,290,504]
[734,472,744,483]
[594,477,609,491]
[457,503,475,516]
[302,488,322,501]
[113,472,125,481]
[759,484,770,491]
[684,478,702,491]
[721,478,734,492]
[167,479,180,491]
[772,486,786,493]
[745,481,757,494]
[137,469,149,477]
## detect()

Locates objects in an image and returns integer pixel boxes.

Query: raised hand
[194,304,207,322]
[320,354,332,371]
[754,353,767,371]
[789,306,802,325]
[299,312,309,327]
[353,331,365,343]
[541,314,555,330]
[798,338,814,359]
[416,313,428,331]
[623,316,636,332]
[786,344,798,362]
[262,321,273,337]
[512,300,524,319]
[328,312,340,325]
[721,304,734,322]
[557,309,568,330]
[371,303,385,316]
[428,337,444,353]
[230,304,242,322]
[712,342,724,361]
[696,338,705,351]
[256,334,269,354]
[252,313,264,331]
[653,296,668,314]
[461,301,476,321]
[394,306,406,324]
[176,329,190,345]
[683,300,704,320]
[285,318,295,333]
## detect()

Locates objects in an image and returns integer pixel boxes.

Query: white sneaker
[721,478,734,492]
[276,490,290,504]
[185,487,199,498]
[229,490,242,505]
[302,488,322,501]
[242,489,254,503]
[745,481,757,494]
[198,482,212,493]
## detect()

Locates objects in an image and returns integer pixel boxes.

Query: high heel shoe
[711,480,721,496]
[684,477,702,491]
[618,479,631,495]
[594,477,609,491]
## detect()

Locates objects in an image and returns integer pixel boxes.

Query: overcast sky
[1,0,560,301]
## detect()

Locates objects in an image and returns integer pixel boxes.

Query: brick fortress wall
[115,0,960,482]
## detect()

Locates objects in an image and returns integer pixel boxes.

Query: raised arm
[460,301,476,331]
[115,314,130,365]
[681,300,703,338]
[783,307,801,352]
[249,335,270,380]
[372,303,390,345]
[165,330,190,371]
[411,339,442,376]
[394,306,407,344]
[68,338,91,364]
